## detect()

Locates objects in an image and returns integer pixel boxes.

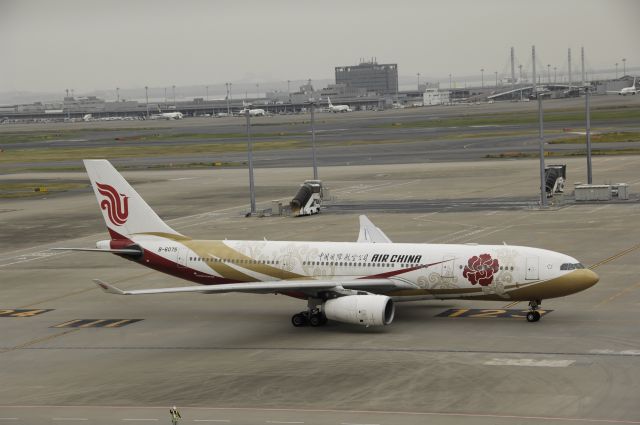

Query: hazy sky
[2,0,639,94]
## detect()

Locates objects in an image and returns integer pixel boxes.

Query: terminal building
[335,59,398,95]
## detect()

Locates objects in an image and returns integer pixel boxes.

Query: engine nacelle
[323,295,395,327]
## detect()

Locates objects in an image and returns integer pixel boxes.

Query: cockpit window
[560,263,585,270]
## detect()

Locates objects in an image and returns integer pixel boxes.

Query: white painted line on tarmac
[341,423,380,425]
[590,349,640,356]
[52,419,88,421]
[266,422,304,424]
[193,420,231,423]
[484,358,575,367]
[121,419,159,422]
[0,419,18,421]
[0,250,67,268]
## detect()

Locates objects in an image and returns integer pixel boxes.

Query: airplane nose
[558,268,599,296]
[575,268,599,291]
[584,268,600,288]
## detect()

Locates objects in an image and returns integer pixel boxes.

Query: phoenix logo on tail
[96,182,129,226]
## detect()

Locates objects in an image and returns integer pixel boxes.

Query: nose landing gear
[526,300,542,322]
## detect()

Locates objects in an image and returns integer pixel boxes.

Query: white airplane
[327,97,352,113]
[150,111,184,120]
[238,108,266,117]
[55,160,599,327]
[607,77,637,96]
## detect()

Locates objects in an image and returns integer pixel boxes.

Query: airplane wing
[357,215,393,243]
[93,278,415,296]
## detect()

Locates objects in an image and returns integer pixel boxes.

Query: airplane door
[526,257,539,280]
[176,247,188,268]
[441,255,456,278]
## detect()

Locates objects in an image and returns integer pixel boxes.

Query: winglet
[357,215,393,244]
[92,279,127,295]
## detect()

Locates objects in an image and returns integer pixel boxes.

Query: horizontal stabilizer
[93,279,127,294]
[92,278,415,296]
[52,248,142,255]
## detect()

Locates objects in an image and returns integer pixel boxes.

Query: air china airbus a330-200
[56,160,599,327]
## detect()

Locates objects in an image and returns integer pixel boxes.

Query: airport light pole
[585,86,593,184]
[615,62,619,79]
[480,69,484,89]
[245,109,256,214]
[225,83,230,115]
[547,65,551,84]
[309,100,318,180]
[145,86,149,119]
[206,85,209,102]
[554,67,557,84]
[116,87,120,103]
[538,92,547,208]
[172,85,176,107]
[256,83,259,99]
[622,58,626,76]
[417,73,421,90]
[164,87,167,104]
[494,71,498,88]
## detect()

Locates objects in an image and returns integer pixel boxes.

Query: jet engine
[323,295,394,326]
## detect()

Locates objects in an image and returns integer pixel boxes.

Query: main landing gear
[526,300,542,323]
[291,308,328,327]
[292,299,328,327]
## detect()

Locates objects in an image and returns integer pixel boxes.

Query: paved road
[1,95,639,172]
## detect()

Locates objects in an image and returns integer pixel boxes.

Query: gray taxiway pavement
[2,95,639,172]
[1,157,640,424]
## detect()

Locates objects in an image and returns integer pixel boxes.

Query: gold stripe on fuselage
[184,240,306,282]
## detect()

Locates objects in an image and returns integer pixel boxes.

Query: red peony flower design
[463,253,499,286]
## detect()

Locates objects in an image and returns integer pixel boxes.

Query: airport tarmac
[1,156,640,424]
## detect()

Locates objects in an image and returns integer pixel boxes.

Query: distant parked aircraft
[238,107,266,117]
[150,111,184,120]
[607,77,637,96]
[327,97,352,113]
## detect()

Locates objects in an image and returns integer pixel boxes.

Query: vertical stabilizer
[83,159,184,239]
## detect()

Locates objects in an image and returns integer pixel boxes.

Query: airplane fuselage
[111,235,597,302]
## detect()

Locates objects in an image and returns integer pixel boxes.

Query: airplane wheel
[291,313,308,327]
[526,311,541,323]
[309,313,327,327]
[309,314,322,327]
